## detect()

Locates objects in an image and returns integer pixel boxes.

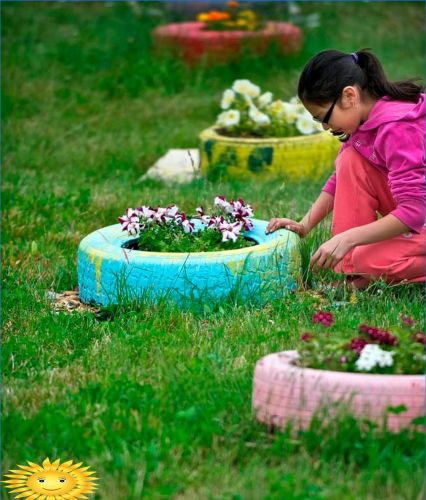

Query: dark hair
[298,48,423,105]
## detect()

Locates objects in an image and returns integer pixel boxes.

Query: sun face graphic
[3,457,98,499]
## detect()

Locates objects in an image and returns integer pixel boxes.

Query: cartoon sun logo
[3,457,98,499]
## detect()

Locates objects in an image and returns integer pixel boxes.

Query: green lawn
[2,2,425,499]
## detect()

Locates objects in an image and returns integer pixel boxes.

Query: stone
[139,149,200,184]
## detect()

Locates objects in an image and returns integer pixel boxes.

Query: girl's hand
[266,218,307,238]
[310,233,354,270]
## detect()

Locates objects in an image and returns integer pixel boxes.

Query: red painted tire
[153,21,302,64]
[252,351,425,432]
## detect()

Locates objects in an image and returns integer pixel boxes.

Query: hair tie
[351,52,359,63]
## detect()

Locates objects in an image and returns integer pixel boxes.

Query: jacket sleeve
[321,142,348,196]
[375,122,425,233]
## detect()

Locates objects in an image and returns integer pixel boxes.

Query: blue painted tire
[77,218,300,306]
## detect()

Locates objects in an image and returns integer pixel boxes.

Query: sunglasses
[313,95,339,125]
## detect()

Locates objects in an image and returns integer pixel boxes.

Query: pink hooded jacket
[323,93,425,233]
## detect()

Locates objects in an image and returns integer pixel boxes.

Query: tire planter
[78,219,300,307]
[252,350,425,432]
[152,21,302,65]
[199,126,341,181]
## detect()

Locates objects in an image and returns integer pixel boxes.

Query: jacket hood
[359,93,425,131]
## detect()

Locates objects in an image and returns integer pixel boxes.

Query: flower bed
[77,197,300,306]
[199,79,340,181]
[152,21,302,65]
[252,314,425,431]
[118,196,256,253]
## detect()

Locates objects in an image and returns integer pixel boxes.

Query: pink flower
[339,356,348,363]
[195,206,204,217]
[312,311,335,327]
[300,332,312,341]
[118,208,140,232]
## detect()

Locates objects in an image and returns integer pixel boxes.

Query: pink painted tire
[152,21,302,65]
[252,350,425,432]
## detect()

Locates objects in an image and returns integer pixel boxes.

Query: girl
[266,48,425,288]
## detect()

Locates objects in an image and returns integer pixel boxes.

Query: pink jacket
[323,93,425,233]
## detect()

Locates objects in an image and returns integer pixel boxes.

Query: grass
[2,2,425,498]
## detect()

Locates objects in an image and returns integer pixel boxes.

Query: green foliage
[137,220,255,253]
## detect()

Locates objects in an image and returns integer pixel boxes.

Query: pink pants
[332,146,425,284]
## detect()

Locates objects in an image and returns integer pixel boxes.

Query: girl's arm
[310,214,411,270]
[299,191,335,236]
[266,191,334,236]
[345,214,410,246]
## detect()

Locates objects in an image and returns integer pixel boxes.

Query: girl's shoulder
[360,94,425,132]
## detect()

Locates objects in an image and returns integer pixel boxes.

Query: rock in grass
[139,149,200,184]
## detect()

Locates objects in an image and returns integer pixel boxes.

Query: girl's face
[303,86,364,136]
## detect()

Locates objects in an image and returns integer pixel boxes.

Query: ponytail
[298,48,423,105]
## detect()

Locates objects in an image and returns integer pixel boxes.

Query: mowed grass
[2,2,425,498]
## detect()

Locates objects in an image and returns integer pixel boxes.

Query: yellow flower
[197,13,210,22]
[349,291,358,304]
[238,9,257,21]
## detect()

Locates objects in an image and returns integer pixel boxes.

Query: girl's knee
[351,245,425,281]
[351,245,390,275]
[335,146,369,177]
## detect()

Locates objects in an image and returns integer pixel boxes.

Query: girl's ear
[341,86,358,108]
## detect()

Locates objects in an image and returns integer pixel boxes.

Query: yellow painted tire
[199,126,340,181]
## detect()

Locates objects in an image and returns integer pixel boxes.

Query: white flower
[232,79,261,98]
[214,195,230,210]
[165,204,179,218]
[268,100,299,122]
[355,344,395,372]
[207,215,224,229]
[127,222,140,236]
[313,120,324,132]
[243,93,254,108]
[118,208,140,232]
[284,103,301,121]
[220,221,242,242]
[220,89,235,110]
[258,91,273,108]
[249,106,270,126]
[216,109,240,128]
[296,114,316,135]
[153,207,167,223]
[137,205,155,220]
[181,219,195,233]
[268,99,286,117]
[288,2,301,15]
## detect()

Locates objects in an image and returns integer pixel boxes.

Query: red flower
[312,311,335,327]
[358,324,398,346]
[349,337,368,354]
[401,315,415,326]
[413,332,425,345]
[300,332,312,341]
